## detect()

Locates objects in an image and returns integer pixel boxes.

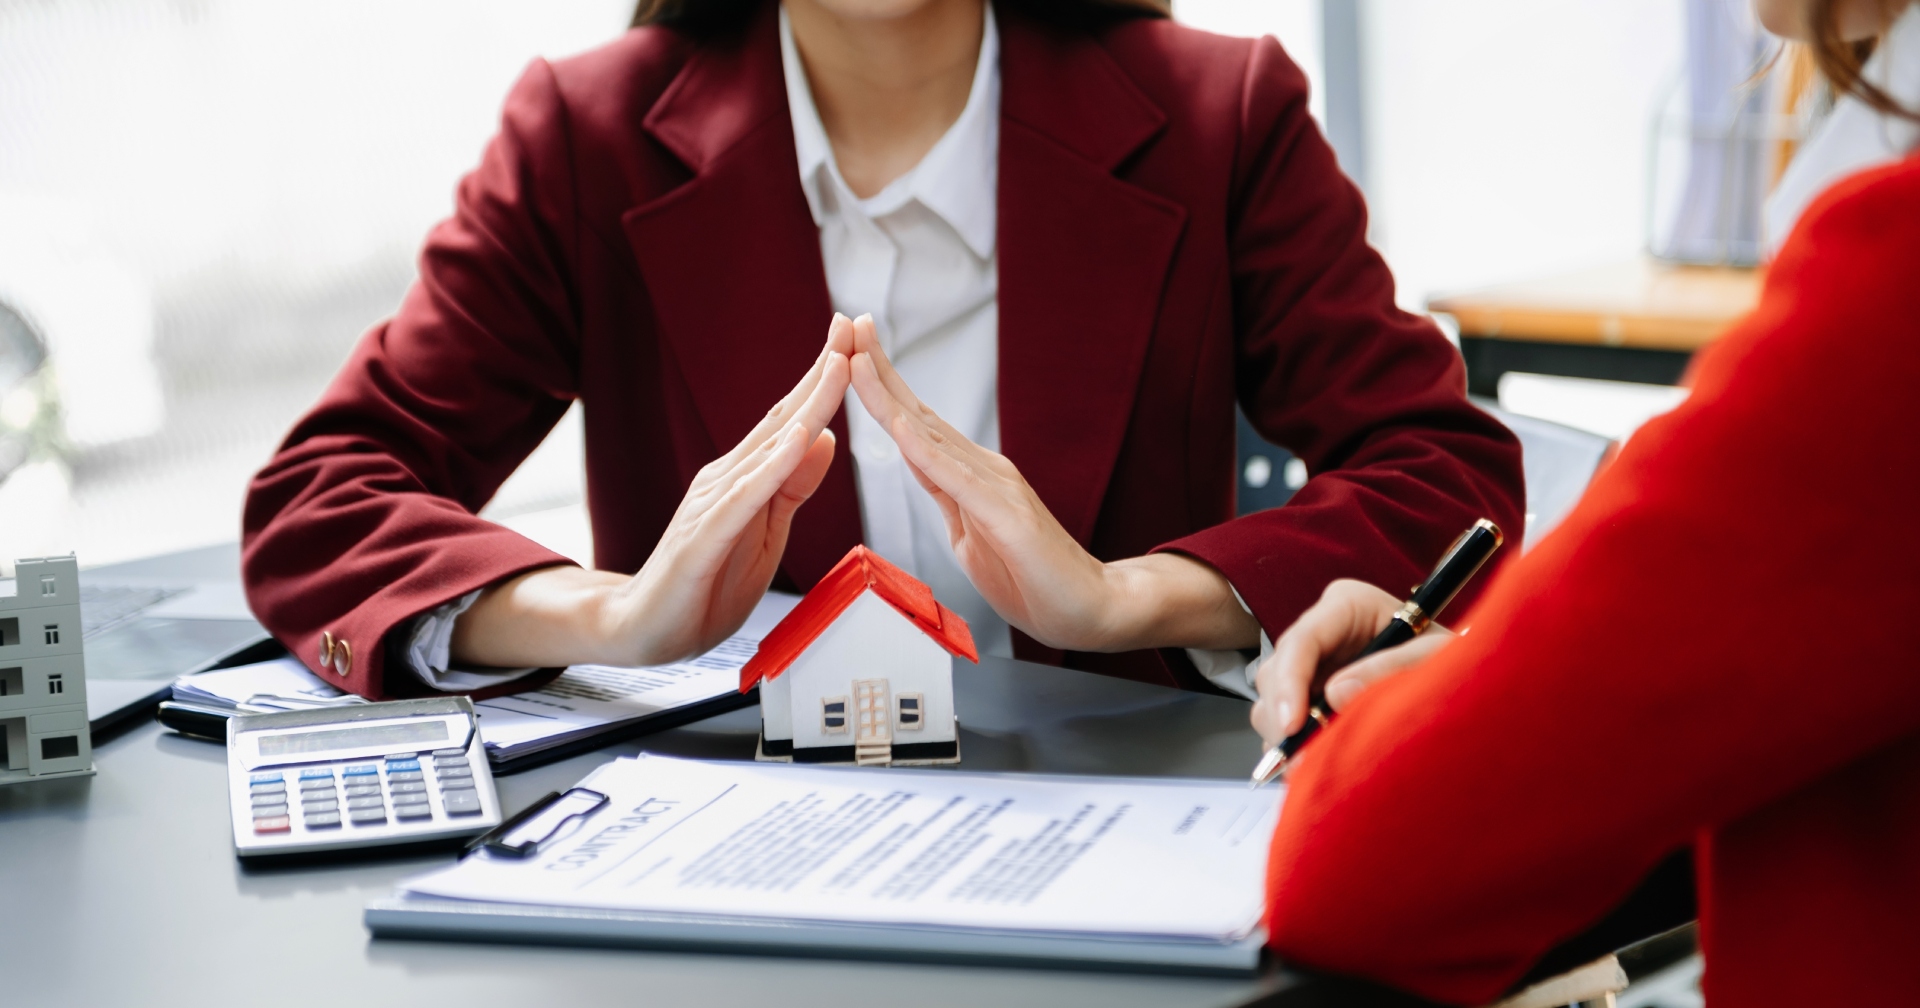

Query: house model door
[852,678,892,765]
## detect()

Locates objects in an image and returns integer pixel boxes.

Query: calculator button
[442,790,482,815]
[385,752,418,760]
[304,812,342,829]
[299,768,335,780]
[250,792,288,807]
[342,764,379,777]
[300,785,337,798]
[253,815,291,834]
[394,805,433,821]
[432,748,465,757]
[388,780,427,794]
[250,772,284,784]
[344,785,382,798]
[385,759,421,772]
[252,803,289,819]
[391,790,429,806]
[346,795,386,810]
[249,781,287,795]
[436,766,473,780]
[385,770,423,782]
[302,801,339,815]
[348,807,387,825]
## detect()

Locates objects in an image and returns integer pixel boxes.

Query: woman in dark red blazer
[241,0,1522,699]
[1247,4,1920,996]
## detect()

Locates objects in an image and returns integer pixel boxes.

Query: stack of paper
[172,593,801,768]
[368,754,1282,972]
[171,656,366,712]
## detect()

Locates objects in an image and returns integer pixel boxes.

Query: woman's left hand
[847,315,1259,653]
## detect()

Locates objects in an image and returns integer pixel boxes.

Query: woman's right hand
[450,315,854,670]
[1249,579,1459,748]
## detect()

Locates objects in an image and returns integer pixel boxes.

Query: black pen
[1249,518,1504,788]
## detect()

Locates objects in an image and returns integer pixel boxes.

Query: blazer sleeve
[1260,162,1920,1005]
[241,59,585,700]
[1162,35,1525,638]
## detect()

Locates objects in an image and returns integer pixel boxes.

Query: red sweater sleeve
[1263,157,1920,1005]
[240,60,583,699]
[1165,35,1524,635]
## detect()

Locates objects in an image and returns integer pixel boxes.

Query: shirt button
[333,638,353,677]
[319,631,335,667]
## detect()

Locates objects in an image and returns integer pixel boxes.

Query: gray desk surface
[0,546,1391,1008]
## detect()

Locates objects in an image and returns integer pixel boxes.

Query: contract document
[371,754,1282,971]
[171,593,801,770]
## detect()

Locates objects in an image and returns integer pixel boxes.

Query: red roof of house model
[739,545,978,692]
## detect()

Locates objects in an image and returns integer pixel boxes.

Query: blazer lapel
[997,15,1187,548]
[621,6,861,590]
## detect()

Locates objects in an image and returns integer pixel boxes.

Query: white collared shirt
[782,8,1264,691]
[781,2,1013,659]
[1765,4,1920,254]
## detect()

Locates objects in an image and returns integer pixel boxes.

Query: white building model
[741,546,976,767]
[0,555,94,785]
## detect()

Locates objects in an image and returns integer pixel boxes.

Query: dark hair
[630,0,1168,35]
[1807,0,1919,121]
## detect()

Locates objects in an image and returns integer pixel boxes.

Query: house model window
[821,697,849,733]
[740,546,976,768]
[47,674,64,695]
[896,694,923,730]
[43,624,59,646]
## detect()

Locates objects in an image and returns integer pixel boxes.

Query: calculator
[226,696,503,858]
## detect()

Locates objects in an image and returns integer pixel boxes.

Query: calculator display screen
[258,720,450,758]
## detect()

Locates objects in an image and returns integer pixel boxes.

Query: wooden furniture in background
[1429,258,1764,396]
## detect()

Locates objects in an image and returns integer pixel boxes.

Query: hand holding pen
[1248,520,1503,787]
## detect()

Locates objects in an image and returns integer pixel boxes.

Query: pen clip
[462,787,610,860]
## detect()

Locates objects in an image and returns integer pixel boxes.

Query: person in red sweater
[1249,3,1920,1003]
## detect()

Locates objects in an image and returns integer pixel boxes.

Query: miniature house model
[741,546,976,767]
[0,555,95,786]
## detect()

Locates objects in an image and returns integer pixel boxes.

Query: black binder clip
[463,787,609,860]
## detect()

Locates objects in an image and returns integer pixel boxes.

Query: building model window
[896,694,923,730]
[44,624,60,645]
[821,697,849,734]
[48,673,64,695]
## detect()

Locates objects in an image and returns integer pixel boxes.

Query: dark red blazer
[1264,156,1920,1007]
[241,2,1523,699]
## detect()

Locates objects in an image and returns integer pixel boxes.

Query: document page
[401,754,1281,941]
[471,592,800,753]
[173,656,359,710]
[173,593,801,753]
